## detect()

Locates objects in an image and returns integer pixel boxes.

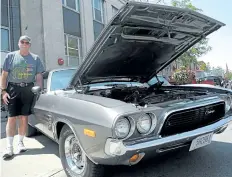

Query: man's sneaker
[17,141,27,153]
[2,147,14,160]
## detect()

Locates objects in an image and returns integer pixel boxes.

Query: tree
[210,66,225,77]
[225,72,232,80]
[197,60,207,71]
[206,62,211,72]
[171,0,212,69]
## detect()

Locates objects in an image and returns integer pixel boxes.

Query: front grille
[160,102,225,137]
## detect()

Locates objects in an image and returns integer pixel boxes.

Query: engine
[86,85,208,106]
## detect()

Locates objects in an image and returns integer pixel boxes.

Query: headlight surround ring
[223,95,232,112]
[137,113,157,135]
[114,117,131,139]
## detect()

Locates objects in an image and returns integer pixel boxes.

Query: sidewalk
[0,135,64,177]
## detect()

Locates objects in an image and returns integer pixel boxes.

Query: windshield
[50,69,76,91]
[147,76,170,86]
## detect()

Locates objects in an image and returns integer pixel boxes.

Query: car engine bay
[86,85,210,106]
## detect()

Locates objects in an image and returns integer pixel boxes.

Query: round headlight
[114,118,130,139]
[137,114,152,134]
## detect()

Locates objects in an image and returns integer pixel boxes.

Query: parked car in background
[197,75,223,87]
[29,2,232,177]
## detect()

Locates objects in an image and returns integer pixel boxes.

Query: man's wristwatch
[1,89,7,95]
[1,89,7,92]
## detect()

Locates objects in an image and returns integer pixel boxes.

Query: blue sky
[147,0,232,70]
[192,0,232,70]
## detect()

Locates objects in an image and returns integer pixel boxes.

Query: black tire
[59,125,104,177]
[26,124,37,137]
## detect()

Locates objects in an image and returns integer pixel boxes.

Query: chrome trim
[156,143,189,153]
[137,112,157,135]
[220,94,232,113]
[113,116,136,140]
[46,68,76,93]
[123,115,232,152]
[157,99,225,135]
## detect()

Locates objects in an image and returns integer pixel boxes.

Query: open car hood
[70,1,225,87]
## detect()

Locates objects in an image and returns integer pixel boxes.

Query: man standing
[1,35,44,159]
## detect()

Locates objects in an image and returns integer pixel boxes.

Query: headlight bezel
[113,116,135,140]
[112,112,158,140]
[137,113,157,135]
[221,94,232,112]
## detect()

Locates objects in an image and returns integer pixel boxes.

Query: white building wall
[20,0,66,70]
[18,0,127,70]
[41,0,66,70]
[20,0,46,67]
[81,0,126,59]
[80,0,95,58]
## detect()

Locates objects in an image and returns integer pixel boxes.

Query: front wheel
[59,125,104,177]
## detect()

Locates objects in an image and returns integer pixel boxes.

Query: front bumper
[104,115,232,165]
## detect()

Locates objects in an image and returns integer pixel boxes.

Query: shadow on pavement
[2,134,60,161]
[22,134,59,157]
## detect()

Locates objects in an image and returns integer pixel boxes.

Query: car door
[39,69,76,139]
[29,71,54,138]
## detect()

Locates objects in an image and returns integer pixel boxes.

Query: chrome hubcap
[64,135,86,174]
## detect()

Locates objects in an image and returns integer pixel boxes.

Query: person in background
[1,35,44,160]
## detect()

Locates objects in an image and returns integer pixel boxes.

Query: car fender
[53,118,99,164]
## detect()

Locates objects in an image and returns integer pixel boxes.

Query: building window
[92,0,104,40]
[1,0,9,27]
[112,6,118,16]
[62,0,80,12]
[63,7,81,37]
[1,28,10,52]
[92,0,104,23]
[64,34,82,66]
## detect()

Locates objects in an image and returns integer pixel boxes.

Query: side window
[50,69,76,91]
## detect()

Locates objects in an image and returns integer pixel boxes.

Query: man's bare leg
[3,117,17,159]
[17,116,28,152]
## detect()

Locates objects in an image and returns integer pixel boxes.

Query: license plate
[189,133,213,151]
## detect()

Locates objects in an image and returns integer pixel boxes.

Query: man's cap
[19,35,31,43]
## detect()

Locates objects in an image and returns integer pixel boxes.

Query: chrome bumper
[105,115,232,163]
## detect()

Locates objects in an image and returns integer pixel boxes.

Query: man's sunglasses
[20,41,30,45]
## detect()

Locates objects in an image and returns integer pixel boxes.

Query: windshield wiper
[104,83,128,87]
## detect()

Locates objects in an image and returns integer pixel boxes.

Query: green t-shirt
[3,51,45,83]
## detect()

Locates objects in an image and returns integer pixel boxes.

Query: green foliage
[171,0,212,69]
[173,68,195,84]
[225,72,232,80]
[210,66,225,77]
[197,60,207,71]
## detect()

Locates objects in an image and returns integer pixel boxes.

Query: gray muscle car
[29,2,232,177]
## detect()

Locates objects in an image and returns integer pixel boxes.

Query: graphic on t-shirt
[12,60,34,80]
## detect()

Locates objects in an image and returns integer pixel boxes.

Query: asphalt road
[1,123,232,177]
[109,132,232,177]
[52,124,232,177]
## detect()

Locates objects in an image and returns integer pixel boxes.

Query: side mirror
[31,86,41,94]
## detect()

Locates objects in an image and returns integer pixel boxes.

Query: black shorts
[6,83,34,117]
